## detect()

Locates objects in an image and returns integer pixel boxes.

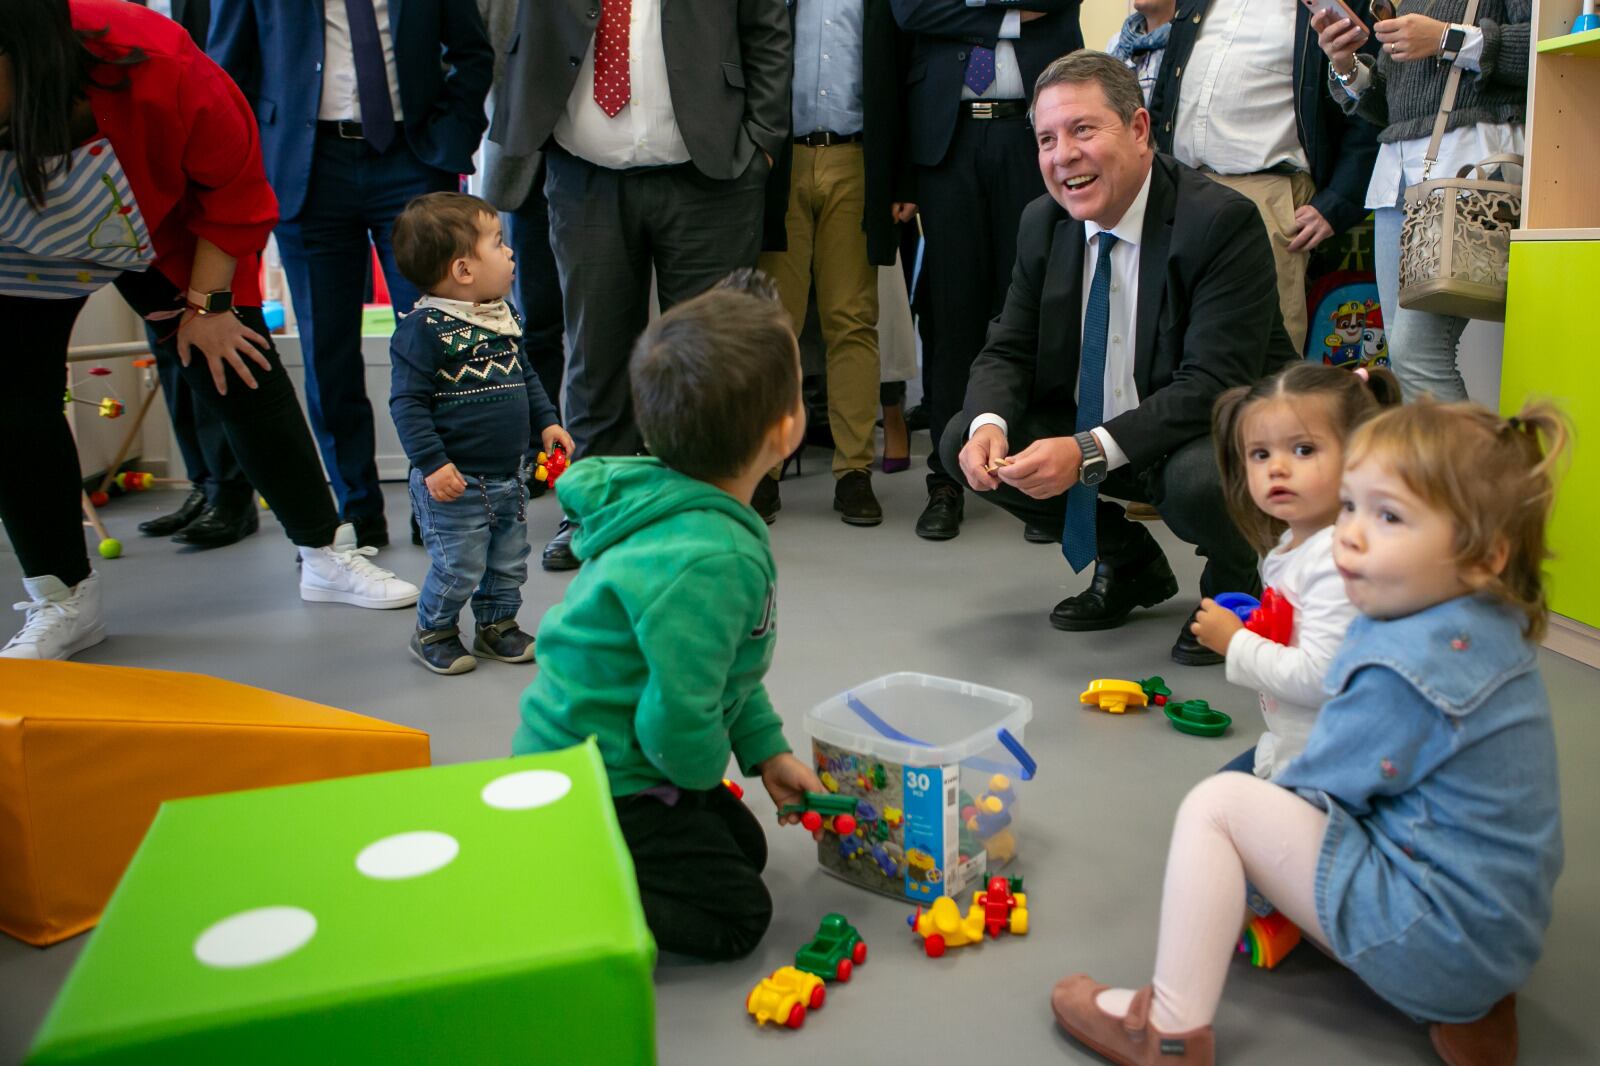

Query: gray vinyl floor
[2,443,1596,1065]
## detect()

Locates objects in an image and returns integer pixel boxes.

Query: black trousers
[136,314,251,509]
[504,162,565,422]
[916,113,1043,489]
[544,146,767,459]
[614,785,772,961]
[0,277,339,586]
[938,412,1260,598]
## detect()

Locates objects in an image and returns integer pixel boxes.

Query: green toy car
[794,913,868,982]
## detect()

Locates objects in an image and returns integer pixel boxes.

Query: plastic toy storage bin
[804,673,1035,903]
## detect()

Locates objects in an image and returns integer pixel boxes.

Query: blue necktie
[345,0,396,152]
[964,46,996,94]
[1062,232,1119,572]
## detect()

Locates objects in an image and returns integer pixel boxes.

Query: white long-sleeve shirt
[1226,526,1357,780]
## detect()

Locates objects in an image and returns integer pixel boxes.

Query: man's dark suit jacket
[890,0,1083,168]
[963,154,1297,473]
[208,0,493,221]
[1147,0,1381,235]
[762,0,913,266]
[132,0,211,44]
[490,0,792,181]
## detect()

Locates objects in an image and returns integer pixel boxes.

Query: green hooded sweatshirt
[513,457,792,795]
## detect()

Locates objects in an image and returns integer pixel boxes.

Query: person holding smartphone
[1315,0,1530,402]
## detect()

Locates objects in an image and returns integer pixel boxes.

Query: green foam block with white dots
[27,740,656,1065]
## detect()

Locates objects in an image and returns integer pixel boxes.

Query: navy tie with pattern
[964,46,996,94]
[1062,232,1119,572]
[345,0,395,153]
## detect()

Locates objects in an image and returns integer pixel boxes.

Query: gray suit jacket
[476,0,540,210]
[489,0,791,180]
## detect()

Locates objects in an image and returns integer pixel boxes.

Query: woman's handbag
[1398,0,1522,321]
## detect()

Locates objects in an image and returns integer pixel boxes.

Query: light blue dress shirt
[792,0,866,135]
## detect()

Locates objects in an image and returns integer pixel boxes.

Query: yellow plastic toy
[820,771,839,793]
[746,965,826,1029]
[1079,679,1149,714]
[907,896,986,957]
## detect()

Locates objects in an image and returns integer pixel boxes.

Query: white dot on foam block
[481,769,572,810]
[194,906,317,969]
[356,831,460,880]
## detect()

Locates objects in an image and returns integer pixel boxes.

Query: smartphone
[1300,0,1368,27]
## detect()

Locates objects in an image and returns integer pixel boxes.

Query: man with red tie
[490,0,792,570]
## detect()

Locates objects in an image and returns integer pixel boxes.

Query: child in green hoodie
[513,276,825,961]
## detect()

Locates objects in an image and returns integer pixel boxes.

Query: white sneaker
[299,523,420,609]
[1,572,107,660]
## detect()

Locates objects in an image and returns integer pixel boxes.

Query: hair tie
[1354,367,1370,382]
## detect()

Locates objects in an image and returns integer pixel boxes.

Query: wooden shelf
[1514,227,1600,241]
[1538,28,1600,55]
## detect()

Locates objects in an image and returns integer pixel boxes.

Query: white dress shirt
[961,7,1026,100]
[553,0,691,168]
[1172,0,1306,175]
[319,0,406,123]
[1225,526,1359,780]
[970,167,1154,472]
[146,0,174,17]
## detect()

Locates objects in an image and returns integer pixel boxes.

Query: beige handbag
[1398,0,1522,321]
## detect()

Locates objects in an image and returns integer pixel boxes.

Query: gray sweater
[1330,0,1530,143]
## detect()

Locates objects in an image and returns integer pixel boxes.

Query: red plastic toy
[974,875,1021,938]
[1244,587,1294,645]
[534,443,569,486]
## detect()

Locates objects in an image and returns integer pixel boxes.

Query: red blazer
[71,0,278,305]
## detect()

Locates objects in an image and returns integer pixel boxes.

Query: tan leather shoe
[1430,995,1517,1066]
[1050,976,1214,1066]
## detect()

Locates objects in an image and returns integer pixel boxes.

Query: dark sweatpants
[614,785,772,961]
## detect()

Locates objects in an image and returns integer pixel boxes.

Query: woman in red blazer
[0,0,420,662]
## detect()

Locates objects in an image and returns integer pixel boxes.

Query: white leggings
[1144,773,1333,1032]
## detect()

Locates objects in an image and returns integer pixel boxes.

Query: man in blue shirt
[757,0,913,527]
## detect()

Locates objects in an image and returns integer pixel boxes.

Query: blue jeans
[1219,744,1258,776]
[1374,205,1470,402]
[408,468,530,632]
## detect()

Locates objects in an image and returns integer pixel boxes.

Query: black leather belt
[316,119,400,141]
[793,130,864,147]
[961,99,1028,120]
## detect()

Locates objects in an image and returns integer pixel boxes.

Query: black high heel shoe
[780,444,805,480]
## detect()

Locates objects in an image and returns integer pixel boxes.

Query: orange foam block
[0,661,430,947]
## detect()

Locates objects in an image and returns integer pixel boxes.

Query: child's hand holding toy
[759,754,826,828]
[1191,597,1245,656]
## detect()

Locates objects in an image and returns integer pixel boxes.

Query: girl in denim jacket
[1050,399,1568,1066]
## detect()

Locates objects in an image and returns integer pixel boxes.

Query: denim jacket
[1276,594,1563,1022]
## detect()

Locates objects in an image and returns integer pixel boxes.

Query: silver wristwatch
[1075,431,1108,486]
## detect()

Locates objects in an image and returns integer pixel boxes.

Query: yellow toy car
[746,965,826,1029]
[907,895,987,957]
[1079,679,1149,714]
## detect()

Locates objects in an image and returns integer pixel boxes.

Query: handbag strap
[1424,0,1483,176]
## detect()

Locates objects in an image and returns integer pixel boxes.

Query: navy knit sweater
[388,304,558,477]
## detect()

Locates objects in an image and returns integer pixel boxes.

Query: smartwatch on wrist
[1440,24,1466,62]
[1075,431,1108,487]
[186,289,234,316]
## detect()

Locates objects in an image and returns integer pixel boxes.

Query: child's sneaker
[410,626,477,675]
[299,523,420,609]
[474,618,536,663]
[1430,994,1518,1066]
[1,572,106,660]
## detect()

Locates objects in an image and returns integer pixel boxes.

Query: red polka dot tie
[593,0,631,118]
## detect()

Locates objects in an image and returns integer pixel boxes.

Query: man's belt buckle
[970,101,996,119]
[337,121,364,140]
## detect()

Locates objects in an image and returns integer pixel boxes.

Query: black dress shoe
[752,476,780,524]
[905,403,929,432]
[915,483,963,540]
[138,486,207,537]
[1049,553,1179,631]
[1171,608,1226,666]
[1023,523,1056,544]
[834,470,882,526]
[541,519,580,572]
[171,500,260,549]
[352,513,389,549]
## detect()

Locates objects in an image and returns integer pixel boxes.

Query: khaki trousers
[1203,170,1317,356]
[758,143,880,476]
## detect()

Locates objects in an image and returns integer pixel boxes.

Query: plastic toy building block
[1079,679,1149,714]
[1213,592,1259,621]
[747,966,825,1029]
[533,443,568,485]
[907,896,986,957]
[973,876,1029,939]
[1138,676,1173,707]
[26,740,655,1066]
[780,792,859,835]
[1164,699,1233,738]
[1215,589,1294,645]
[794,913,868,982]
[0,660,429,947]
[1239,911,1301,969]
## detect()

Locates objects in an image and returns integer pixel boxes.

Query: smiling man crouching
[940,51,1297,665]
